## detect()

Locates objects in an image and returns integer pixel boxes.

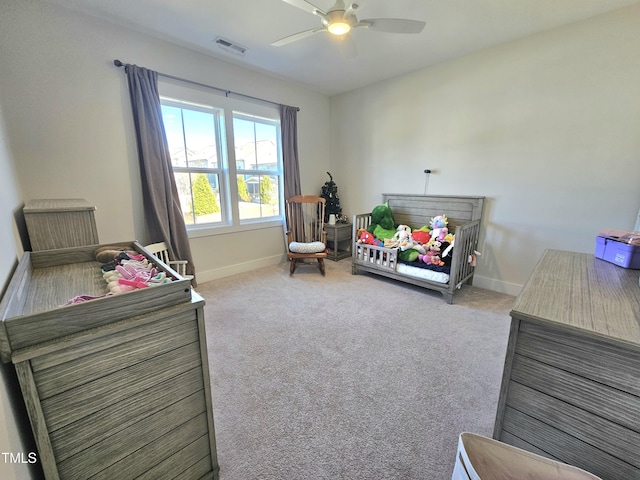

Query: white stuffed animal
[385,224,411,249]
[394,225,412,243]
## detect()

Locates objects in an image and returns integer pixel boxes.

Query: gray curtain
[280,105,301,200]
[125,64,196,284]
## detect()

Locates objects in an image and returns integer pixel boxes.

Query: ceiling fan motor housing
[322,1,359,35]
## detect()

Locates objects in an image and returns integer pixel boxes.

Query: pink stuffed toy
[418,240,445,267]
[418,252,433,264]
[430,215,449,242]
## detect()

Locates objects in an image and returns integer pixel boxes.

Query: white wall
[0,0,331,283]
[0,103,39,479]
[330,5,640,294]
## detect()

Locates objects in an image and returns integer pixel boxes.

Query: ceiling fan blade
[281,0,327,16]
[357,18,426,34]
[271,27,326,46]
[337,34,357,59]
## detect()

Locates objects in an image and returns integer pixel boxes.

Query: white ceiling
[48,0,640,96]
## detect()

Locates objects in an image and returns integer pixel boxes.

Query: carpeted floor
[197,259,514,480]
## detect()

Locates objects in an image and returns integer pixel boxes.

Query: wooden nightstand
[325,222,352,261]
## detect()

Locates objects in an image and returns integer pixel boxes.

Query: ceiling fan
[272,0,426,58]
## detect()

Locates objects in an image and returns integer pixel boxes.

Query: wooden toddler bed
[352,194,485,304]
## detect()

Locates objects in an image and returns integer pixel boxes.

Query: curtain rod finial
[113,59,124,67]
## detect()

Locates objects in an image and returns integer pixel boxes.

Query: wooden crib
[352,194,485,304]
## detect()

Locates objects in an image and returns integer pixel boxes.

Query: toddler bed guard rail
[352,194,485,304]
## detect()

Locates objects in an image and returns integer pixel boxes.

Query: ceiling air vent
[214,36,247,57]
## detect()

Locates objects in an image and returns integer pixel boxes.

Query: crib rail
[450,219,481,288]
[352,214,398,272]
[353,243,398,269]
[352,213,371,237]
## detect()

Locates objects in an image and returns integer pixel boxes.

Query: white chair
[144,241,194,281]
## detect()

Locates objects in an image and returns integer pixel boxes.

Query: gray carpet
[197,259,514,480]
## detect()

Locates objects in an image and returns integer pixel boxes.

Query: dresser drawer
[516,321,640,396]
[510,354,640,431]
[501,407,639,480]
[505,381,640,469]
[326,224,352,242]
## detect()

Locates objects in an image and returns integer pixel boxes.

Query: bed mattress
[396,262,450,284]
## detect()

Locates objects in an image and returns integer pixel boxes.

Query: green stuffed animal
[398,249,420,262]
[367,203,396,240]
[372,224,397,241]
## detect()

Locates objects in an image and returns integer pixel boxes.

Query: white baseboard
[195,254,286,284]
[472,275,522,297]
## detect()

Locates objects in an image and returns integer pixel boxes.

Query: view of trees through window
[234,114,280,221]
[161,99,282,228]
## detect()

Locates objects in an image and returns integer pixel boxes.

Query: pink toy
[118,278,150,289]
[418,240,445,267]
[430,215,449,242]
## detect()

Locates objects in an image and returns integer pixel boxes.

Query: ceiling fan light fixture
[328,21,351,35]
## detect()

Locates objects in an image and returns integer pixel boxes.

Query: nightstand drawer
[325,223,352,240]
[325,223,352,261]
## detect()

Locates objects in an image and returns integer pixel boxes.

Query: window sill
[187,219,284,239]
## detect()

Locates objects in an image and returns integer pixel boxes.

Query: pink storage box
[595,229,640,269]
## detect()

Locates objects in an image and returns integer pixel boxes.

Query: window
[162,101,226,225]
[159,84,283,234]
[234,114,281,221]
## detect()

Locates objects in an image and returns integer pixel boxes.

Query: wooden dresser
[493,249,640,480]
[0,242,218,479]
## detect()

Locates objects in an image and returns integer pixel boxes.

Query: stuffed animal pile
[358,205,455,268]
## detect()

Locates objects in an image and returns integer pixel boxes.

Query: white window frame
[232,111,283,225]
[159,80,284,238]
[161,98,230,227]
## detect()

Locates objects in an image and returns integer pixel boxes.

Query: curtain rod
[113,59,299,111]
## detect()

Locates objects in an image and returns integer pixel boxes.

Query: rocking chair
[285,195,327,275]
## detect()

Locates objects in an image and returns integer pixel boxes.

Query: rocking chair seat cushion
[289,241,326,254]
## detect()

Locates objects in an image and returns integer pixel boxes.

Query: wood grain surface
[24,199,98,251]
[1,241,193,356]
[511,249,640,345]
[494,249,640,480]
[0,242,219,479]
